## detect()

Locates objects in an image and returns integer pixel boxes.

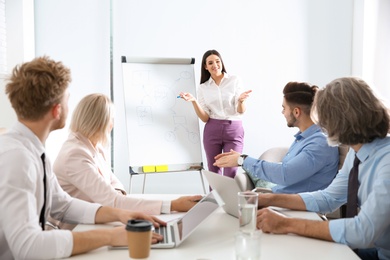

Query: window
[0,0,6,76]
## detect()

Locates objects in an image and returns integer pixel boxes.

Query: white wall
[0,0,34,129]
[0,78,14,128]
[110,0,353,193]
[361,0,390,100]
[4,0,388,195]
[34,0,111,160]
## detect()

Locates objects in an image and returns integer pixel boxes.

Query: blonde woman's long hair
[70,93,114,147]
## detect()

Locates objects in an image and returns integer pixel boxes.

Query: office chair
[235,145,350,220]
[327,144,349,219]
[234,146,289,192]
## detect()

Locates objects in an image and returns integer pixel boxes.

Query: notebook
[151,190,223,248]
[202,170,244,218]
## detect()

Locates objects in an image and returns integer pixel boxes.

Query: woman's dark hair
[200,50,227,84]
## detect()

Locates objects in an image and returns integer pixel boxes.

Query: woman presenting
[180,50,252,178]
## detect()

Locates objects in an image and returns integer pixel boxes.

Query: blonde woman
[54,94,201,218]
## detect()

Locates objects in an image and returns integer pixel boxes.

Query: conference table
[65,194,359,260]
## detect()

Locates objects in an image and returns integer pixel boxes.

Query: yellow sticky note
[155,165,168,172]
[143,165,156,173]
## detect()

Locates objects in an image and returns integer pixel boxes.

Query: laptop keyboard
[155,226,169,244]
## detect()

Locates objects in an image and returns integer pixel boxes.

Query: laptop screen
[176,191,221,241]
[202,170,242,218]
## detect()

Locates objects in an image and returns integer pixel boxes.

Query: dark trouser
[203,118,244,178]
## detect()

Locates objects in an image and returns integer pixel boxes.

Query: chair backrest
[234,170,254,191]
[337,144,349,170]
[259,147,289,162]
[257,145,347,171]
[234,146,289,191]
[329,144,350,219]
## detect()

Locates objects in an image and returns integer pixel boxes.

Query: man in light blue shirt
[256,77,390,260]
[214,82,339,193]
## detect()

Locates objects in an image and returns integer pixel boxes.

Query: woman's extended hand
[238,90,252,103]
[179,92,196,102]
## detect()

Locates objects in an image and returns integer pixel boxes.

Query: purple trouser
[203,118,244,178]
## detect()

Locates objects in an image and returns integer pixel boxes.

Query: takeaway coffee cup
[126,219,153,259]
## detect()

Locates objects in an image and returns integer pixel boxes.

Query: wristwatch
[237,154,248,166]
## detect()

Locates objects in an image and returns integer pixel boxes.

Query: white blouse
[197,73,243,120]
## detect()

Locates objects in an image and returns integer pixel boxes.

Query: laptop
[151,190,223,248]
[108,190,221,250]
[110,191,223,249]
[202,170,244,218]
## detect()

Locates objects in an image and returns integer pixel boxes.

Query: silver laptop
[151,190,223,248]
[202,170,243,218]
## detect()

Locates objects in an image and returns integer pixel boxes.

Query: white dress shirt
[197,73,243,120]
[0,122,101,259]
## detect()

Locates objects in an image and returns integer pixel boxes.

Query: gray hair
[312,77,389,145]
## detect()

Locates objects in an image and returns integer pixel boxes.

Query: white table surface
[65,194,360,260]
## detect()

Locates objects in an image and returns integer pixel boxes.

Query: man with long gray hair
[256,77,390,260]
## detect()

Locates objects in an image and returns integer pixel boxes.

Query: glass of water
[238,191,258,233]
[235,230,261,260]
